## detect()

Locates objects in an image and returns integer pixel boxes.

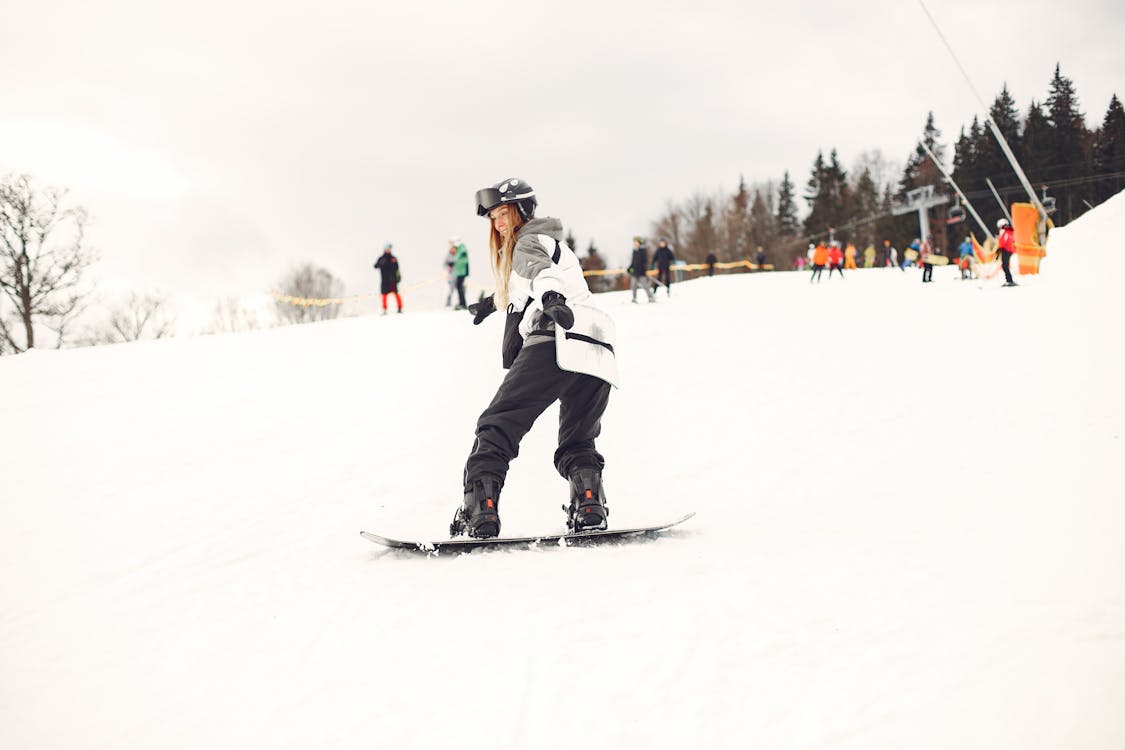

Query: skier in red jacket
[997,218,1017,287]
[827,242,845,279]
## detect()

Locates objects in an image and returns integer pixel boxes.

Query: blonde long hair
[488,204,524,309]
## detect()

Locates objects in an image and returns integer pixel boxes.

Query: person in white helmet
[996,217,1018,286]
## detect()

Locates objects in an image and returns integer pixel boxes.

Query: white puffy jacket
[507,217,594,339]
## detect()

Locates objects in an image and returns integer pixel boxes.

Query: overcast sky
[2,0,1122,318]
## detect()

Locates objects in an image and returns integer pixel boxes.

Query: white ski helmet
[996,217,1011,230]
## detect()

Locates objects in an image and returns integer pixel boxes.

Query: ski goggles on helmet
[475,187,505,216]
[475,178,536,217]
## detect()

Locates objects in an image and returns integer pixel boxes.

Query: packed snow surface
[3,192,1125,749]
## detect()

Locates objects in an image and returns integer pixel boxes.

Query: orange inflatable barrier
[1011,202,1045,275]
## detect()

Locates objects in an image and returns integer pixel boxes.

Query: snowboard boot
[450,477,502,538]
[565,468,608,533]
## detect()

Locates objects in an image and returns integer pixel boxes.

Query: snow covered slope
[2,192,1124,749]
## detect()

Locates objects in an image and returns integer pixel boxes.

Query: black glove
[541,291,574,330]
[468,295,495,325]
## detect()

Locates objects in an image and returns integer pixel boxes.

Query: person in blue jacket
[958,236,974,280]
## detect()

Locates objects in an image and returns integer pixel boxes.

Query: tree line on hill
[642,64,1124,270]
[4,64,1121,352]
[0,172,326,354]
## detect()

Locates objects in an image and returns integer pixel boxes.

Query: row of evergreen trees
[644,64,1124,269]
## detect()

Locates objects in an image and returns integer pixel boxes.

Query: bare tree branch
[274,263,345,324]
[205,297,266,335]
[0,174,97,353]
[80,291,177,345]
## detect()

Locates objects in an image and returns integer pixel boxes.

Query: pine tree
[565,229,577,253]
[775,171,800,236]
[727,175,751,258]
[1091,94,1125,204]
[1021,100,1052,192]
[991,84,1023,156]
[901,111,944,192]
[1043,63,1092,221]
[951,124,976,198]
[896,113,949,248]
[850,167,880,251]
[804,149,850,240]
[688,201,718,261]
[804,150,825,209]
[875,185,898,252]
[748,189,777,261]
[977,84,1022,185]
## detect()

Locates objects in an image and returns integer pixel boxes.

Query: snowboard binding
[450,477,502,539]
[565,468,608,533]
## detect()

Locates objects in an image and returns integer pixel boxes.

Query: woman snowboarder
[451,178,618,539]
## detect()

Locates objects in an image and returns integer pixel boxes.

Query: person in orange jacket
[810,242,829,283]
[827,242,845,279]
[997,218,1018,286]
[844,243,858,270]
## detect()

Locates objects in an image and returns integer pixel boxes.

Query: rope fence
[270,262,774,307]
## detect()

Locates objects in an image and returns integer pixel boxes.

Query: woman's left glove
[468,295,495,325]
[541,291,574,330]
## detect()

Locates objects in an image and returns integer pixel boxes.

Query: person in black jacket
[628,237,655,303]
[653,238,675,297]
[705,252,717,276]
[373,243,402,314]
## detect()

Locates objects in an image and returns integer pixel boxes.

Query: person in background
[905,238,921,269]
[863,245,876,268]
[705,252,717,276]
[921,237,935,283]
[374,243,403,314]
[810,242,828,283]
[450,237,470,310]
[755,246,766,271]
[653,238,675,296]
[827,242,844,279]
[628,236,655,303]
[443,246,457,308]
[844,242,858,270]
[958,235,974,280]
[997,218,1018,287]
[580,245,608,293]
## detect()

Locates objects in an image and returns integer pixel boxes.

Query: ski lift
[946,205,966,225]
[1040,186,1057,215]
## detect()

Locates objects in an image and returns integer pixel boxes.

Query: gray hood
[517,217,563,242]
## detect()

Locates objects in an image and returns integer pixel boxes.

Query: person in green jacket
[448,237,470,310]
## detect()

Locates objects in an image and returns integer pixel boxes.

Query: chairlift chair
[946,205,966,225]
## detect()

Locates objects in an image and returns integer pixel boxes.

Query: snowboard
[361,512,695,553]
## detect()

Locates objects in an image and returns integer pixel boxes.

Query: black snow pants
[1001,250,1015,284]
[454,276,467,308]
[464,339,610,490]
[656,265,672,291]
